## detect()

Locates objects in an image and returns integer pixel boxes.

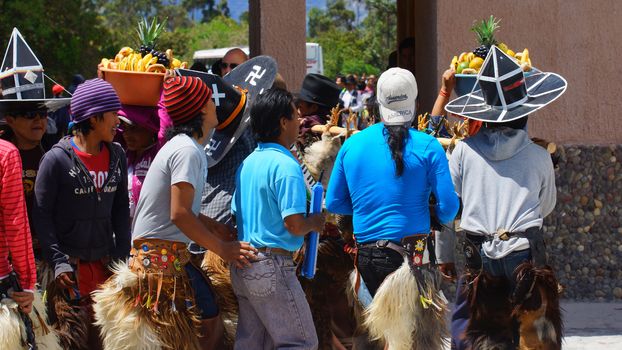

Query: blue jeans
[450,248,532,350]
[185,261,219,319]
[231,252,318,350]
[481,248,532,289]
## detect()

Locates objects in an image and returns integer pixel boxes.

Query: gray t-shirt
[449,127,556,259]
[132,134,208,244]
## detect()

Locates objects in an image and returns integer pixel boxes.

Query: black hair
[296,98,331,119]
[344,74,357,86]
[165,113,204,141]
[399,37,416,52]
[211,59,222,76]
[383,125,410,177]
[316,105,332,119]
[71,113,104,136]
[250,88,295,143]
[0,124,12,141]
[387,50,398,69]
[484,116,529,130]
[190,61,208,72]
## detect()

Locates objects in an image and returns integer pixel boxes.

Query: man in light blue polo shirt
[231,88,325,350]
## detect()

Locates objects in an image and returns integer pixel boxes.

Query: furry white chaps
[361,261,449,350]
[0,291,61,349]
[92,261,201,350]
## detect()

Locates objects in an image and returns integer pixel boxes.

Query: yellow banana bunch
[171,58,181,69]
[135,53,152,72]
[119,47,133,56]
[130,53,139,71]
[100,46,186,72]
[449,56,458,70]
[118,56,127,70]
[449,45,534,74]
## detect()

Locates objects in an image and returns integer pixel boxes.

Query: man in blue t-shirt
[324,67,459,350]
[231,88,325,349]
[326,68,459,295]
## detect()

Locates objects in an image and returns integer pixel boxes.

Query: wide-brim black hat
[0,28,70,115]
[177,55,277,167]
[298,73,341,108]
[445,46,567,123]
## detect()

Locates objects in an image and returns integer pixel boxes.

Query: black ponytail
[384,125,409,177]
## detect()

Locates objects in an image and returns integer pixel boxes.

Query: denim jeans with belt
[356,246,404,297]
[231,251,318,350]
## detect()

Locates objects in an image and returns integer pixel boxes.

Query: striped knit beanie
[70,78,121,123]
[163,76,212,125]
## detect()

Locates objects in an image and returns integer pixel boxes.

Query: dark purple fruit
[473,45,489,59]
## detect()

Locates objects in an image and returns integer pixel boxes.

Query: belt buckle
[497,228,510,241]
[375,240,389,248]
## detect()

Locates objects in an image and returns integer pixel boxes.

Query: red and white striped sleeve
[0,140,36,290]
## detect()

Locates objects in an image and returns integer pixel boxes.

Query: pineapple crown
[136,17,168,49]
[471,15,500,47]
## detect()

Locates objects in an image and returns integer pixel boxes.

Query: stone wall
[545,144,622,300]
[442,145,622,301]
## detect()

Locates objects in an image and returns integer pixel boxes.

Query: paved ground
[561,302,622,349]
[445,302,622,349]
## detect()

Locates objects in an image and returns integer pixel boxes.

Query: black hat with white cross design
[177,55,277,167]
[445,45,567,123]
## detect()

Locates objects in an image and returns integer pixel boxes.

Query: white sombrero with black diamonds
[445,45,567,123]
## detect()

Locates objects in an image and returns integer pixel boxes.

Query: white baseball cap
[376,68,418,126]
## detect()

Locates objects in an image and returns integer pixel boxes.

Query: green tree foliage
[176,15,248,62]
[95,0,234,62]
[181,0,230,23]
[217,0,231,19]
[308,0,396,78]
[95,0,192,59]
[0,0,393,85]
[308,0,355,38]
[361,0,397,72]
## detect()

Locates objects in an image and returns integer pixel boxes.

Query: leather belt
[357,239,408,256]
[257,247,294,257]
[130,238,191,276]
[466,227,541,242]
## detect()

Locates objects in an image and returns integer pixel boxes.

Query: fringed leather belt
[130,239,191,277]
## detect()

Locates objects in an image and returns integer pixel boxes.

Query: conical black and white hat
[0,28,70,115]
[177,55,277,167]
[445,46,567,123]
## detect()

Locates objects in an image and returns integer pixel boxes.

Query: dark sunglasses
[220,62,238,70]
[17,111,48,120]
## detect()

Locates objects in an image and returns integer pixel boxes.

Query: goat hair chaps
[0,290,61,349]
[92,261,202,350]
[363,261,449,350]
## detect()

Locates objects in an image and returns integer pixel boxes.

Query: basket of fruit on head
[451,15,534,97]
[99,17,187,107]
